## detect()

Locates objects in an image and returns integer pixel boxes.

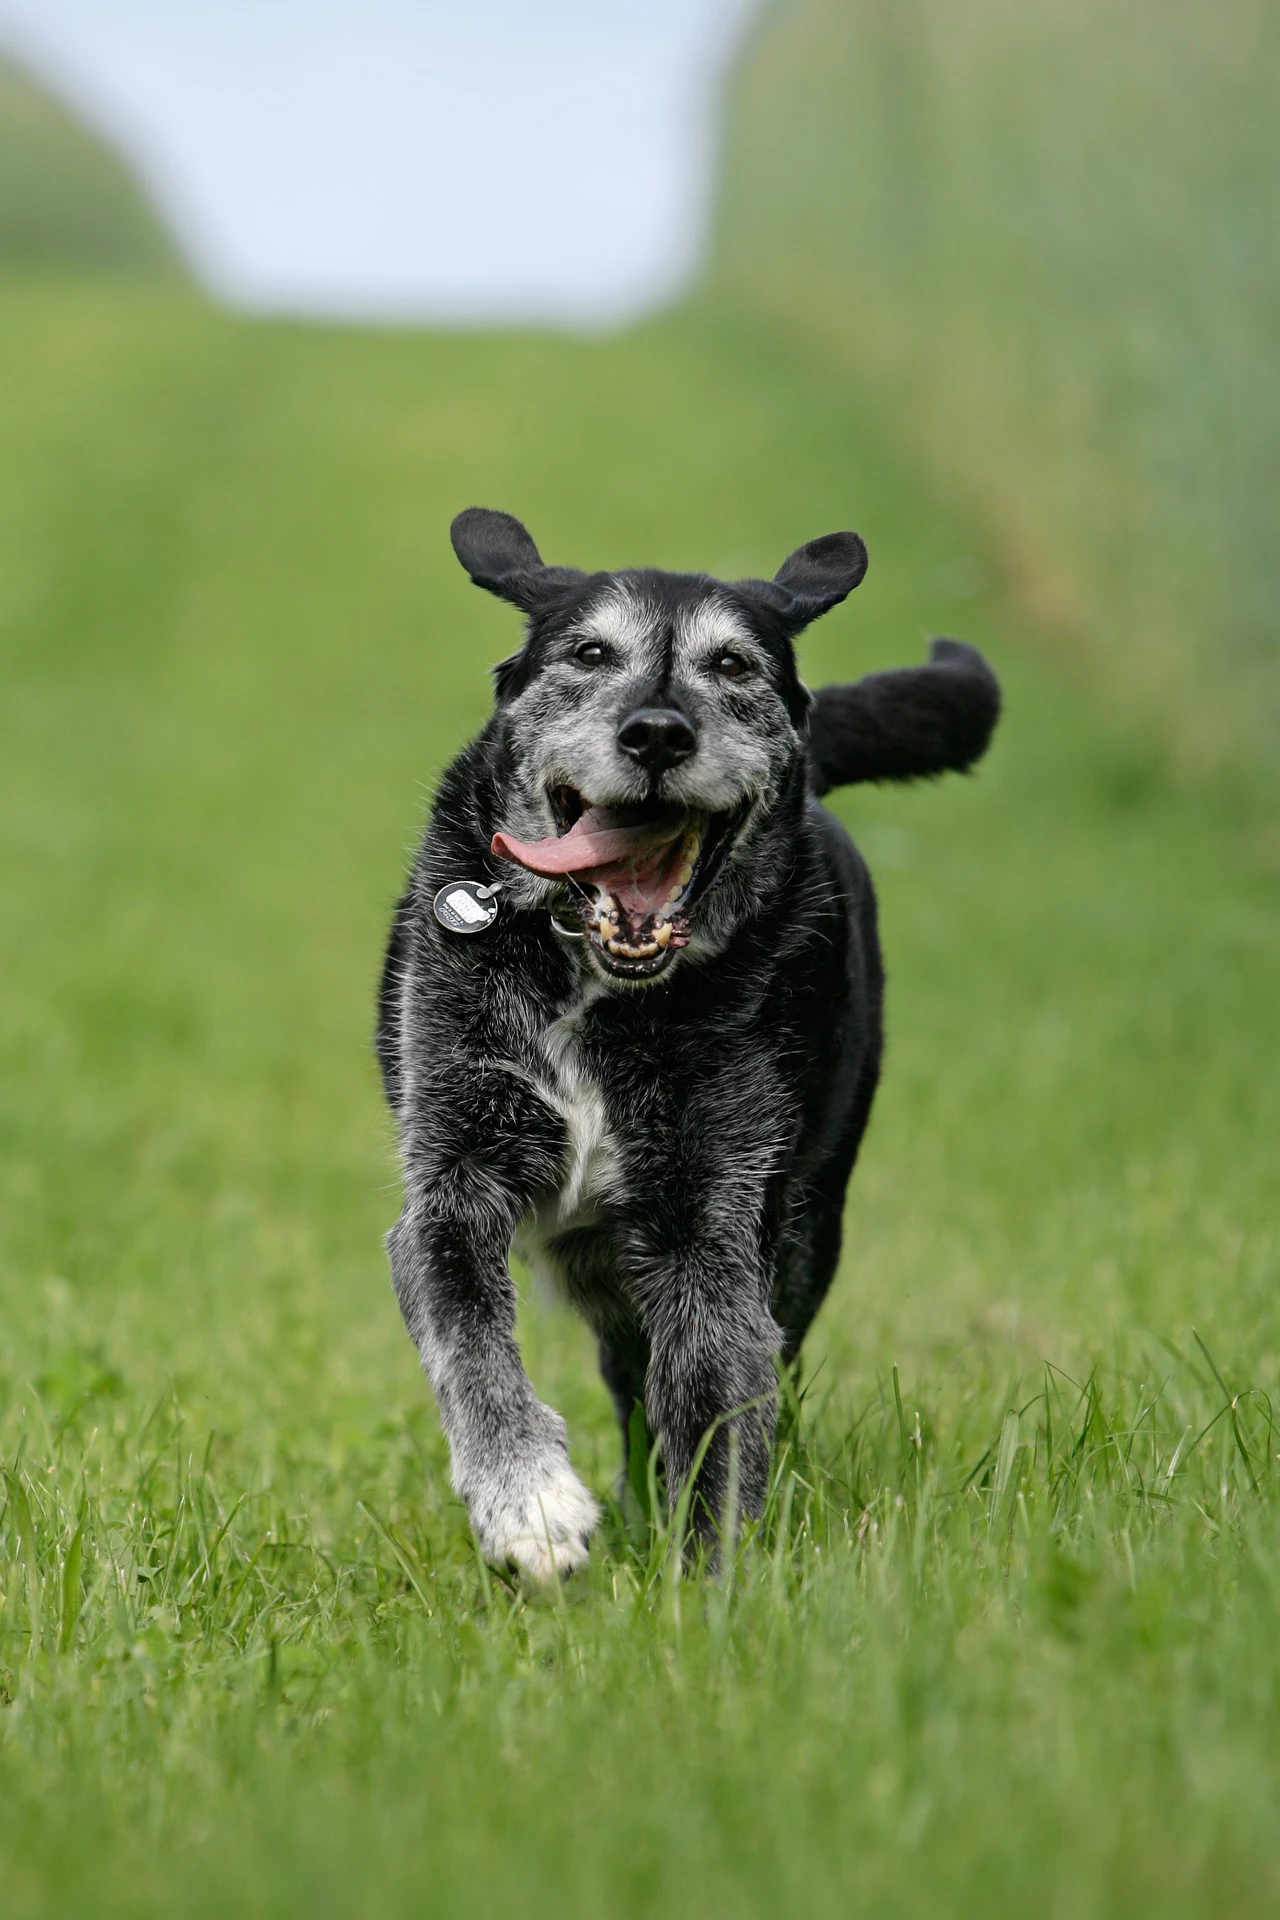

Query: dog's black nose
[616,706,697,774]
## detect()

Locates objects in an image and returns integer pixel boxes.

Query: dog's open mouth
[491,788,741,979]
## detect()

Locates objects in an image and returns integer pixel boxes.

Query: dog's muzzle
[490,788,744,981]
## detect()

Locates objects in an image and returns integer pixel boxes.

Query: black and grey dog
[377,508,998,1577]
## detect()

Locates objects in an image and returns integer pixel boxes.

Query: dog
[377,508,999,1578]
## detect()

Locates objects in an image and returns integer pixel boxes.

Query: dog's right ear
[450,507,585,614]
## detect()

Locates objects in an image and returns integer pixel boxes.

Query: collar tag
[433,879,502,935]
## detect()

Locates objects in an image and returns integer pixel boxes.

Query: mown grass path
[1,283,1278,1916]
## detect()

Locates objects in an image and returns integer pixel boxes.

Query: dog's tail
[807,638,1000,796]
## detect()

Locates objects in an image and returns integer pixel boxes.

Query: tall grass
[713,0,1280,769]
[5,1333,1280,1915]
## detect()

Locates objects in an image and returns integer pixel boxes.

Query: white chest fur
[535,1007,624,1228]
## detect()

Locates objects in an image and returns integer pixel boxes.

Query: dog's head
[453,507,867,984]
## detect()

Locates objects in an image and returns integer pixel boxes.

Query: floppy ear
[773,531,868,628]
[450,506,585,614]
[736,531,868,638]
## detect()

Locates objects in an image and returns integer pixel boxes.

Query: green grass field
[2,275,1278,1916]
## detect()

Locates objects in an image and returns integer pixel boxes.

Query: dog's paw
[472,1454,600,1582]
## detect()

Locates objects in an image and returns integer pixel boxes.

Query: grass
[714,0,1280,769]
[1,273,1279,1917]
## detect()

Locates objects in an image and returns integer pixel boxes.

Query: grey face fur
[510,584,791,813]
[492,577,811,980]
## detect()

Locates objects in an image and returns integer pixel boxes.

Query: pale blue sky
[0,0,754,322]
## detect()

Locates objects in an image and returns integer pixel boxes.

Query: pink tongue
[491,805,688,917]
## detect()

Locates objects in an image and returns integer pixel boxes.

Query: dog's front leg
[388,1131,599,1581]
[639,1253,781,1554]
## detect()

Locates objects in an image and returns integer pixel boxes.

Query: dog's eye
[574,641,608,666]
[715,650,750,679]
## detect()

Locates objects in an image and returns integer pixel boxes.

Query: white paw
[473,1455,600,1582]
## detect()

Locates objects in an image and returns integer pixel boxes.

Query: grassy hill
[712,0,1280,771]
[1,25,1279,1920]
[0,55,184,275]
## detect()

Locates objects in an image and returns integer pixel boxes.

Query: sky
[0,0,755,324]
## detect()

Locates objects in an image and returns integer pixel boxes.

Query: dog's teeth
[675,862,694,889]
[598,916,617,942]
[606,937,622,955]
[655,922,672,947]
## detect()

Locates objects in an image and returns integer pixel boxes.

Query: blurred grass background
[1,14,1279,1917]
[715,0,1280,769]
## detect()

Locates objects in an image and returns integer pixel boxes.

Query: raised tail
[807,638,1001,795]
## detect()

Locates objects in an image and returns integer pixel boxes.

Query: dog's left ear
[736,531,869,638]
[775,532,869,619]
[450,507,585,615]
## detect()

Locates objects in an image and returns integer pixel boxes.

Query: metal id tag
[433,879,502,935]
